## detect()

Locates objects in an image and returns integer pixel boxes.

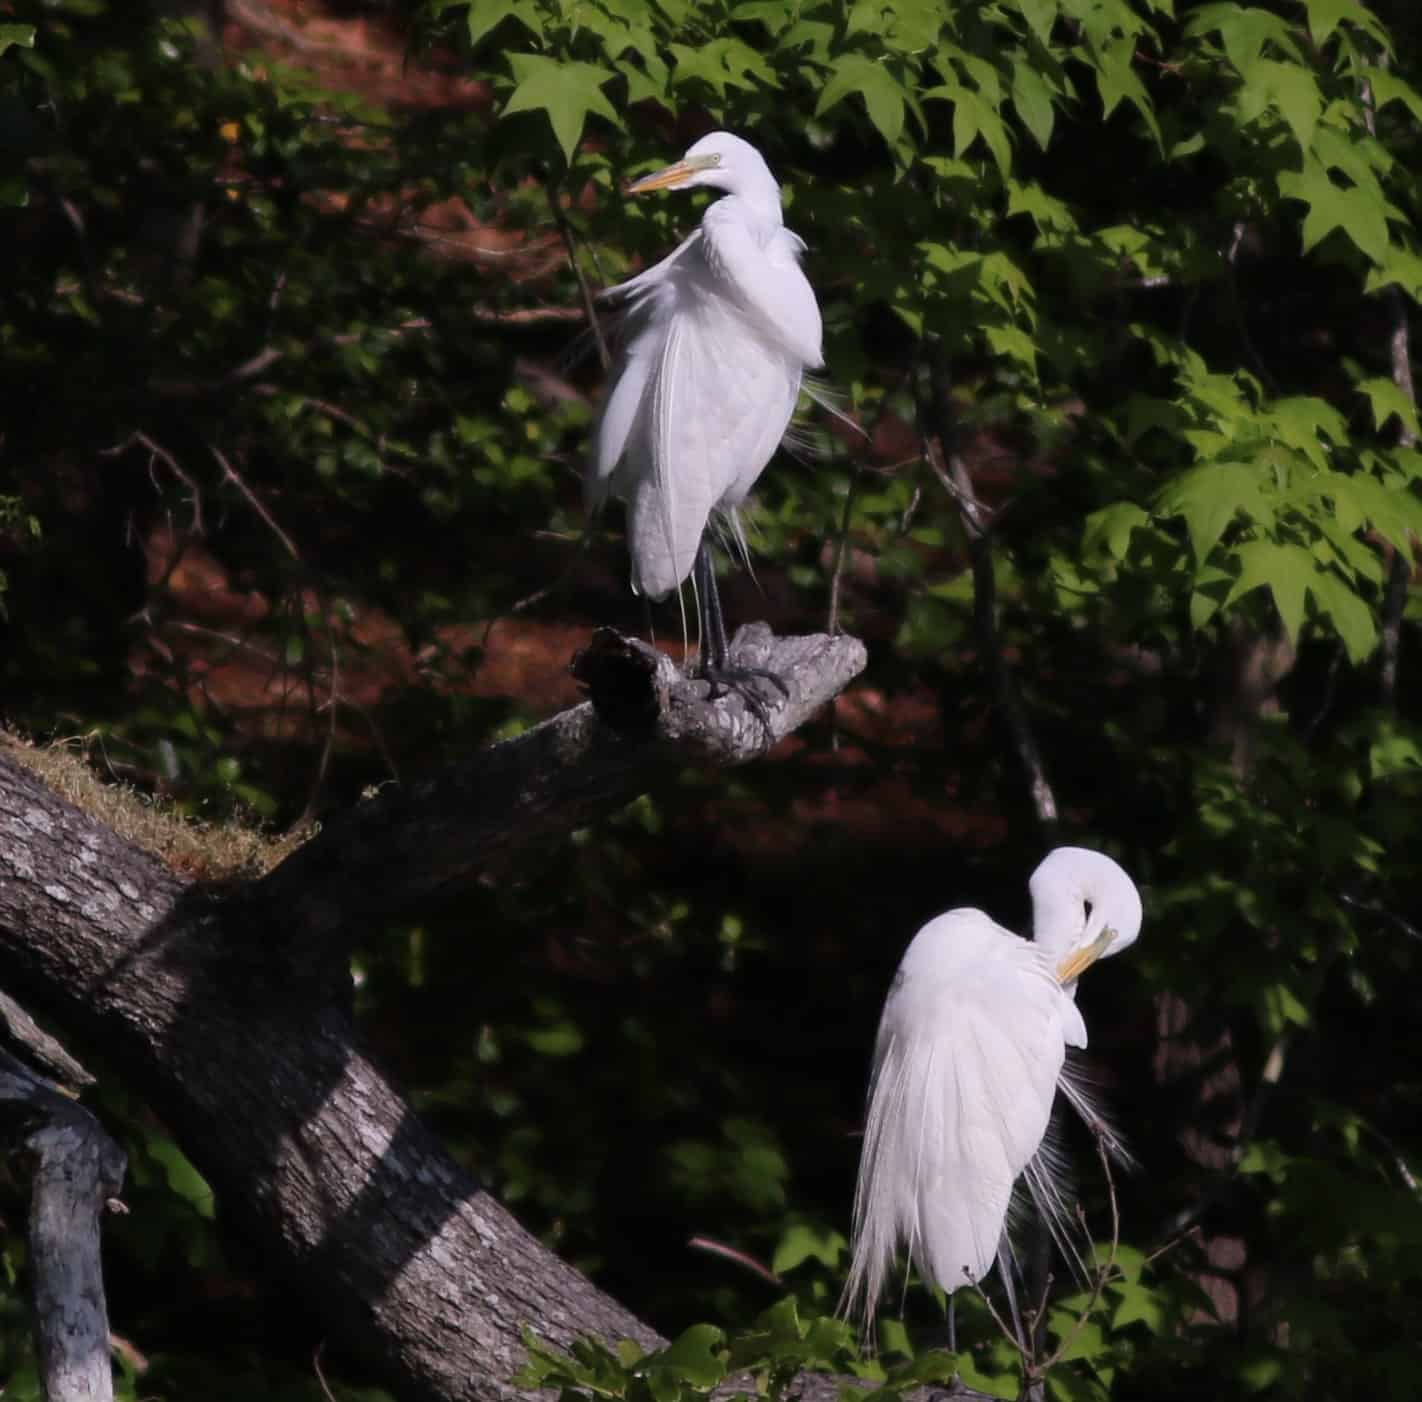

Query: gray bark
[0,1049,125,1401]
[0,627,880,1402]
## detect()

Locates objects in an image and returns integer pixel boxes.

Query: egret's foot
[697,660,789,733]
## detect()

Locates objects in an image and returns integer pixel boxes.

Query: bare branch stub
[0,1049,127,1402]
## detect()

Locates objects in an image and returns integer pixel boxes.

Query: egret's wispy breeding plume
[586,131,823,681]
[842,847,1143,1339]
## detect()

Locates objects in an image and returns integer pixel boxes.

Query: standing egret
[841,847,1143,1338]
[587,131,823,681]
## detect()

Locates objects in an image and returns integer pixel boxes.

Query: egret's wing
[587,232,704,512]
[624,248,803,598]
[624,308,717,598]
[586,289,668,512]
[842,920,1072,1335]
[701,204,823,369]
[599,230,701,305]
[910,961,1066,1294]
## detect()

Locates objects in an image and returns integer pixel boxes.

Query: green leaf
[1369,728,1422,779]
[1091,36,1162,148]
[1239,1139,1292,1180]
[984,322,1039,376]
[1044,1311,1107,1363]
[147,1137,215,1219]
[0,23,35,56]
[1307,566,1378,662]
[1156,462,1269,566]
[925,82,1012,176]
[502,54,622,164]
[1016,0,1059,45]
[1365,244,1422,300]
[1356,377,1421,441]
[1332,472,1422,559]
[639,1324,727,1394]
[1186,4,1304,71]
[1008,179,1077,234]
[1011,58,1056,149]
[1111,1280,1167,1332]
[670,38,776,97]
[1221,541,1315,643]
[465,0,541,50]
[816,55,912,147]
[1306,0,1387,48]
[1084,502,1149,560]
[1305,0,1351,46]
[1250,58,1321,152]
[771,1222,845,1274]
[1262,981,1311,1034]
[1366,67,1422,125]
[1277,159,1391,265]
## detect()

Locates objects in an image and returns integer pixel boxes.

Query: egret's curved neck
[1031,885,1087,960]
[718,178,784,228]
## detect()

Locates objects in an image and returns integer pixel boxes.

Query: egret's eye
[706,153,722,166]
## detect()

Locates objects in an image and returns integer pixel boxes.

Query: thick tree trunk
[0,628,873,1402]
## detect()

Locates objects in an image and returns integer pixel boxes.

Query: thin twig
[312,1340,339,1402]
[250,386,419,474]
[973,1274,1031,1364]
[149,344,285,398]
[1223,220,1277,395]
[209,443,301,560]
[311,617,341,822]
[480,530,593,649]
[1361,68,1417,705]
[103,432,206,534]
[1378,282,1416,704]
[546,178,610,370]
[919,344,1058,837]
[687,1236,783,1287]
[826,467,861,636]
[1338,888,1422,943]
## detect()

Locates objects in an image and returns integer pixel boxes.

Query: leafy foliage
[4,0,1422,1397]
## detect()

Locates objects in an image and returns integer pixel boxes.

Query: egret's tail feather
[994,1240,1030,1354]
[802,374,869,439]
[1059,1054,1137,1170]
[1018,1122,1091,1287]
[708,507,756,585]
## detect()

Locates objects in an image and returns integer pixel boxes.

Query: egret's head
[1029,846,1143,986]
[625,132,780,206]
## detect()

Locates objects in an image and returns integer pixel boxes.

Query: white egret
[841,846,1143,1338]
[587,131,823,679]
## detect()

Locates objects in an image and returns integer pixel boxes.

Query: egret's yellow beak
[626,154,720,195]
[1056,927,1117,985]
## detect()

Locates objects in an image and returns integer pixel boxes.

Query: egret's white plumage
[842,847,1142,1334]
[587,132,823,603]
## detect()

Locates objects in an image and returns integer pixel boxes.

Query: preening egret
[587,131,823,677]
[841,847,1143,1338]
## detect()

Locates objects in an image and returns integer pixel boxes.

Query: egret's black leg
[689,539,788,728]
[947,1295,957,1354]
[693,539,731,673]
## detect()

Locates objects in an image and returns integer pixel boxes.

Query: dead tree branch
[0,627,865,1402]
[0,1048,126,1402]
